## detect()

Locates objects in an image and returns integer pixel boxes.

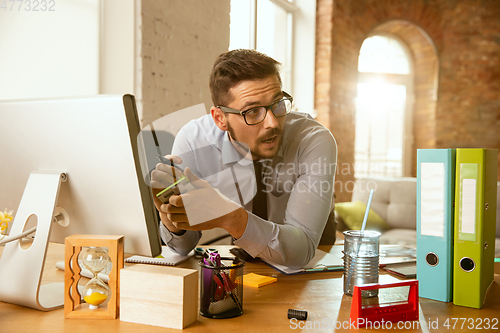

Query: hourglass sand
[81,247,111,309]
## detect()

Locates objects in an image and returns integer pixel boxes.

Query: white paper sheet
[420,163,445,237]
[460,178,477,234]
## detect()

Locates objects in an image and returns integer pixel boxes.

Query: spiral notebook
[125,246,194,266]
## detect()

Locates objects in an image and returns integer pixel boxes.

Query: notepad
[243,273,277,288]
[125,246,194,266]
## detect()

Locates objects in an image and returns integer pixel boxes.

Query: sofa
[335,176,500,257]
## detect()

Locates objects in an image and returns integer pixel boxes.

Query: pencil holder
[199,257,245,319]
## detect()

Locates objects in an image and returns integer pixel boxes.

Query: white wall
[0,0,231,130]
[0,0,135,101]
[0,0,100,100]
[100,0,135,95]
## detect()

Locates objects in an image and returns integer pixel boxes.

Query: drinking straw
[360,189,375,235]
[345,189,375,294]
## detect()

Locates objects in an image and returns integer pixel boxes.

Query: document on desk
[379,245,416,265]
[262,245,416,275]
[261,248,344,275]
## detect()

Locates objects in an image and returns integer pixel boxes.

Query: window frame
[229,0,316,116]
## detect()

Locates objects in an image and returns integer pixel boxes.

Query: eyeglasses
[217,91,293,126]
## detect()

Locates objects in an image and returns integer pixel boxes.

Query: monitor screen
[0,94,161,257]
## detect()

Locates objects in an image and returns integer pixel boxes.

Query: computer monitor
[0,94,161,310]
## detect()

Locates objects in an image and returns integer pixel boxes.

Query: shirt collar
[221,129,286,165]
[221,132,253,166]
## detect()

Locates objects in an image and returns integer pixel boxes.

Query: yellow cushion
[335,201,390,232]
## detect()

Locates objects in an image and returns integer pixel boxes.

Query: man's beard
[226,121,282,160]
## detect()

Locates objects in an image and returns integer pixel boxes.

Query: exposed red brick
[316,0,500,202]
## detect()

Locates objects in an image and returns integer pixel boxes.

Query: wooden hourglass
[64,235,123,319]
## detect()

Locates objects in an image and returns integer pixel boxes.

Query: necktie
[252,161,268,220]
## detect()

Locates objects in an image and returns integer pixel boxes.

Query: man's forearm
[222,207,248,239]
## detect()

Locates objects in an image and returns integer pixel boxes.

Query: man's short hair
[209,49,282,107]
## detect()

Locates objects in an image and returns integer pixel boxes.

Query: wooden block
[120,264,198,329]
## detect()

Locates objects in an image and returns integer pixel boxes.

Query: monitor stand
[0,172,70,311]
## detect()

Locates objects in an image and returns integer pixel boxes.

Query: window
[229,0,316,116]
[358,36,410,74]
[355,35,414,177]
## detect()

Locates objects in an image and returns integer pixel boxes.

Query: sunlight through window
[355,36,412,178]
[358,36,410,74]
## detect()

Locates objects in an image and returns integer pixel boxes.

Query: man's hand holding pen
[150,154,248,239]
[150,154,191,234]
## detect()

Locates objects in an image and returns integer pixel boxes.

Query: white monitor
[0,94,162,310]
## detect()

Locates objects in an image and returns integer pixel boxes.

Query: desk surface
[1,243,499,333]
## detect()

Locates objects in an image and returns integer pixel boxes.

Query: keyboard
[55,260,113,283]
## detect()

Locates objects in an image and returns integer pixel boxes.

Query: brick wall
[316,0,500,202]
[137,0,230,127]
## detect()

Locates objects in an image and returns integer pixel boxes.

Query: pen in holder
[199,257,245,319]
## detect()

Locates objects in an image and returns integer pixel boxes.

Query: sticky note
[243,273,277,288]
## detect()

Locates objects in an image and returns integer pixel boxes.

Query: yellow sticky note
[243,273,277,288]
